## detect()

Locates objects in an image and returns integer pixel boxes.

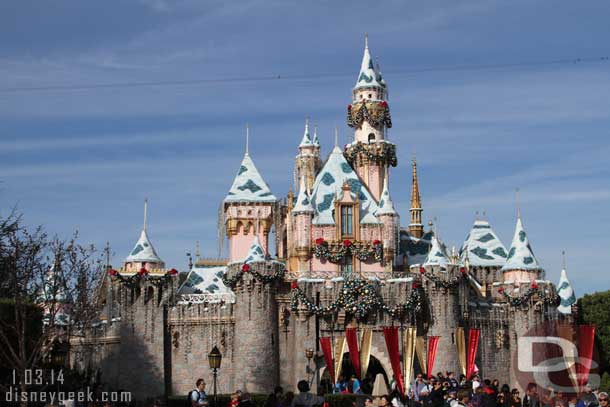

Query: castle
[69,38,577,400]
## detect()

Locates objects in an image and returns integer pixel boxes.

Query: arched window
[368,133,375,143]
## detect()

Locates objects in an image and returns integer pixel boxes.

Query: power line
[0,55,607,94]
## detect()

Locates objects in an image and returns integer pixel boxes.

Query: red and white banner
[426,336,440,379]
[319,337,335,384]
[346,328,362,380]
[577,325,596,388]
[467,329,480,379]
[383,326,404,396]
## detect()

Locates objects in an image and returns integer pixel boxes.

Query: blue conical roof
[225,152,276,203]
[501,217,542,272]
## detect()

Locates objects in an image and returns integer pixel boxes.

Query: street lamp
[208,346,222,407]
[305,348,315,386]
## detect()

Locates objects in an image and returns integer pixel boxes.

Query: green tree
[578,290,610,383]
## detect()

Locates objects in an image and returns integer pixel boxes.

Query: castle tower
[224,128,277,263]
[124,199,165,273]
[409,158,424,238]
[292,174,314,273]
[345,35,395,201]
[230,236,280,393]
[501,215,543,282]
[376,173,399,269]
[295,118,322,191]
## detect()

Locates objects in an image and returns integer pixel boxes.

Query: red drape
[383,326,405,396]
[426,336,440,379]
[345,328,361,379]
[320,337,335,384]
[467,329,481,379]
[577,325,596,388]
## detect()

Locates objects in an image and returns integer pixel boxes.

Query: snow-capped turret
[460,218,508,268]
[376,173,397,216]
[293,175,313,214]
[299,118,313,148]
[312,125,320,147]
[557,256,576,314]
[243,234,266,264]
[424,235,449,269]
[502,217,541,272]
[124,199,165,272]
[225,138,276,203]
[354,34,383,91]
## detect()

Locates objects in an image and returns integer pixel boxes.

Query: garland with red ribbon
[313,238,383,263]
[419,266,466,289]
[108,267,178,288]
[497,282,559,307]
[222,262,286,289]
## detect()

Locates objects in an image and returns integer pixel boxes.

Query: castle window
[368,94,372,98]
[368,133,375,143]
[341,205,353,236]
[341,254,353,277]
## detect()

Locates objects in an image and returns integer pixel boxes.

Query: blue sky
[1,0,609,296]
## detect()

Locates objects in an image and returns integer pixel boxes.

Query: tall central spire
[409,157,424,238]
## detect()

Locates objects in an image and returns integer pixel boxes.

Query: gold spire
[409,156,424,238]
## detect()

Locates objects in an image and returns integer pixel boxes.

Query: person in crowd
[447,373,458,390]
[412,374,428,402]
[389,389,404,407]
[334,375,348,394]
[282,392,295,407]
[492,380,500,394]
[471,386,486,407]
[266,386,284,407]
[292,380,325,407]
[472,376,482,392]
[229,393,241,407]
[457,389,471,407]
[349,375,363,394]
[509,389,521,407]
[578,384,599,407]
[365,396,375,407]
[446,389,458,407]
[191,379,209,407]
[568,396,578,407]
[239,393,254,407]
[523,383,540,407]
[497,392,507,407]
[430,380,446,407]
[597,393,608,407]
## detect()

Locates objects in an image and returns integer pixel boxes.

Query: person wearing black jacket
[523,384,539,407]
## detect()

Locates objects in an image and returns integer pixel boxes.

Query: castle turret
[423,235,450,271]
[408,158,424,238]
[345,35,395,201]
[501,215,543,282]
[224,128,277,263]
[376,173,399,269]
[295,118,322,192]
[292,174,314,273]
[124,199,165,273]
[230,236,281,393]
[557,254,576,315]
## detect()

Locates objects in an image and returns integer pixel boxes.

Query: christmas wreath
[419,266,466,289]
[347,101,392,129]
[108,267,178,289]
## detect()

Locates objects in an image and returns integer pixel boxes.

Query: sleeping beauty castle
[69,37,579,400]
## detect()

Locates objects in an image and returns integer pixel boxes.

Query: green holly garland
[313,239,383,264]
[290,277,424,322]
[222,262,286,289]
[343,142,398,167]
[418,266,466,289]
[497,284,559,308]
[347,101,392,129]
[109,268,178,289]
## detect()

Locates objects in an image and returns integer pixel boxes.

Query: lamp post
[305,348,315,386]
[208,346,222,407]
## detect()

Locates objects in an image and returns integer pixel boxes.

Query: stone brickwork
[70,266,568,400]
